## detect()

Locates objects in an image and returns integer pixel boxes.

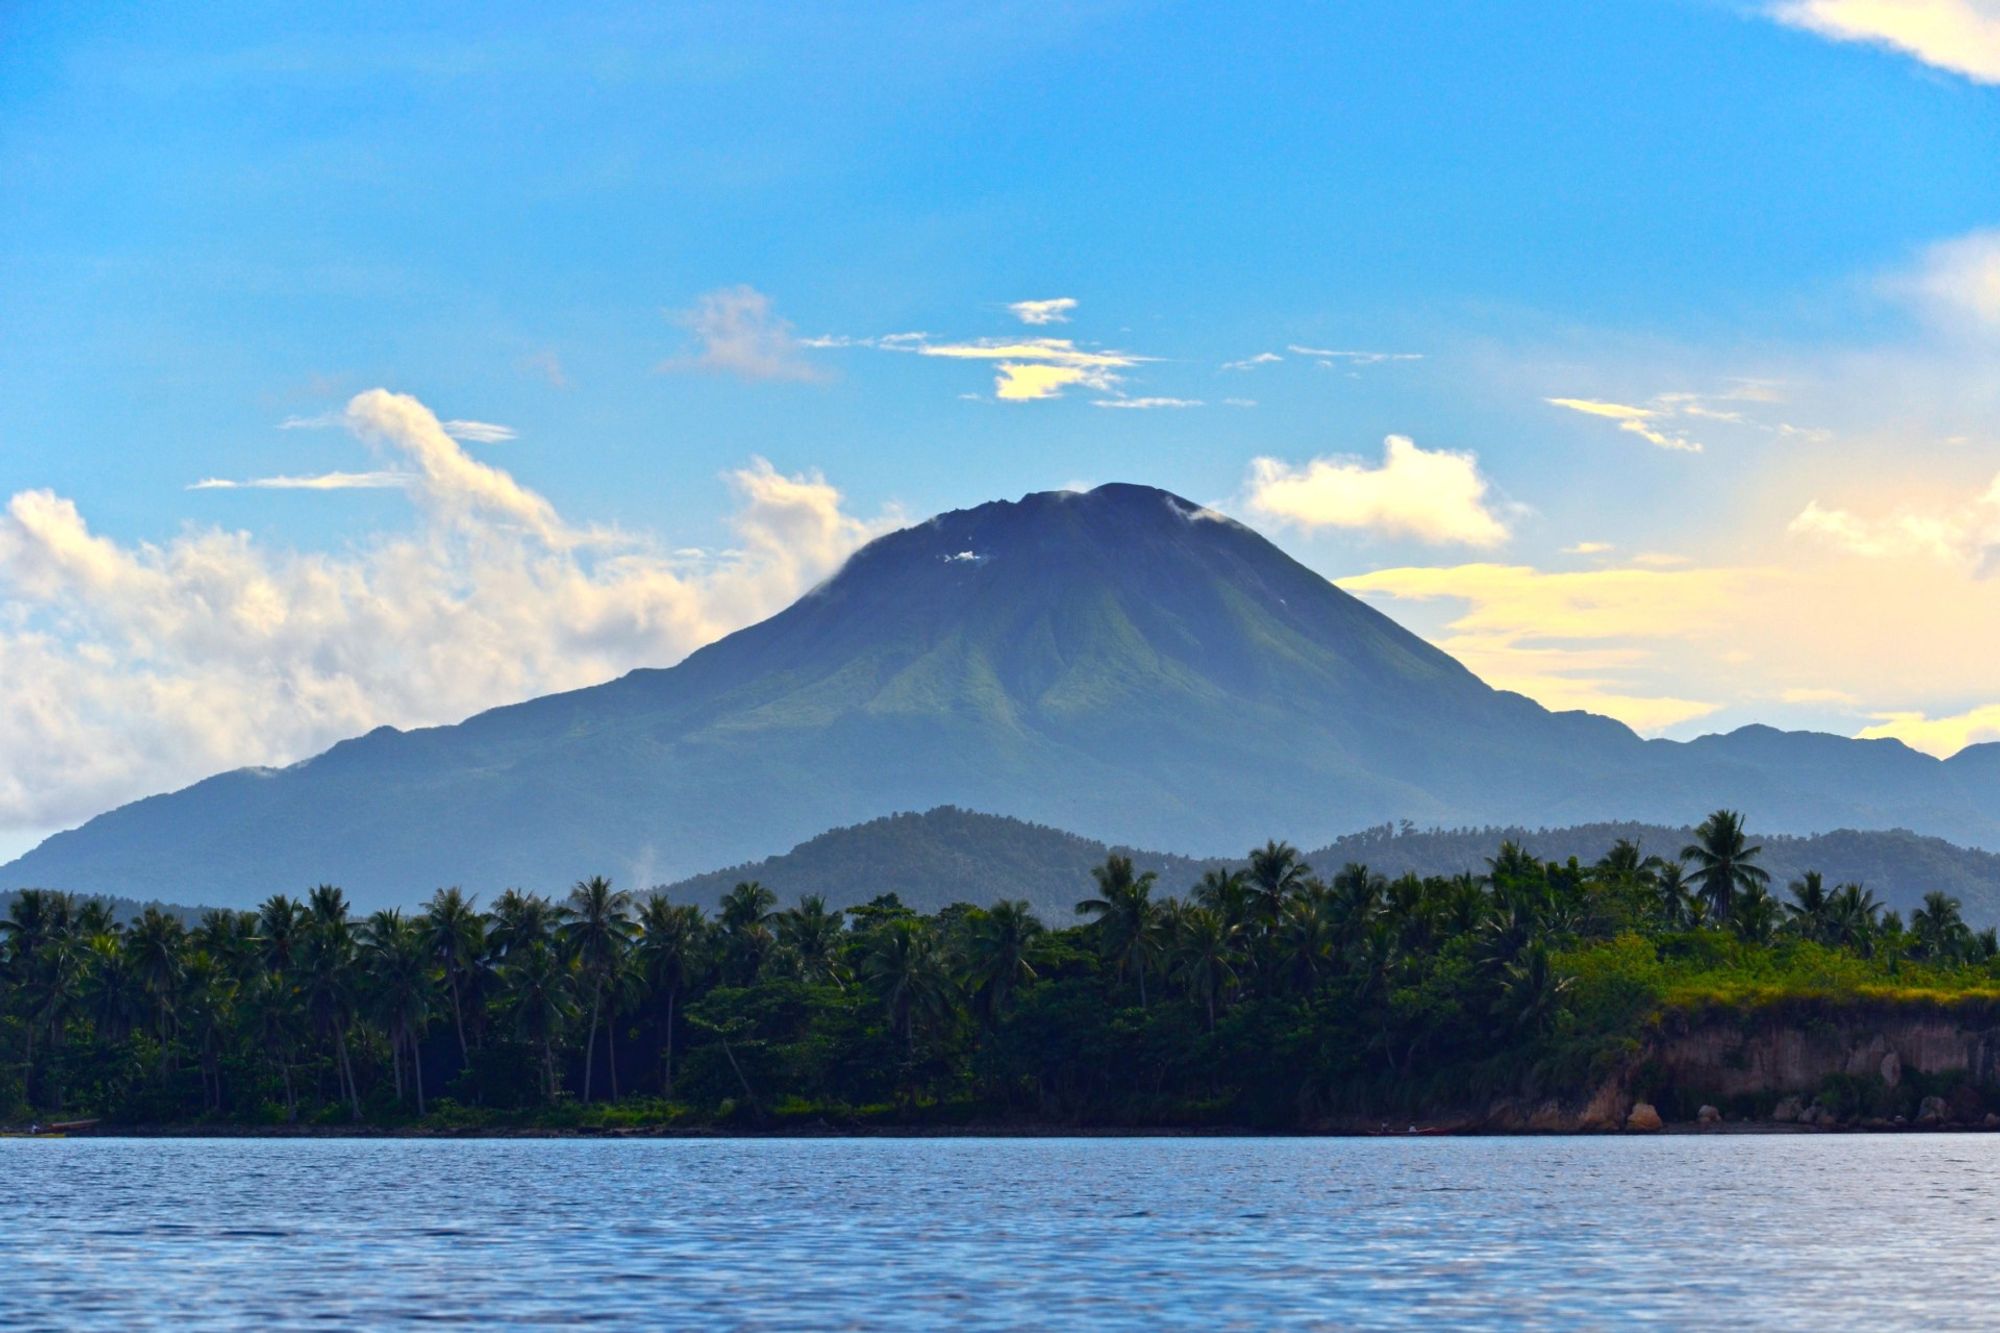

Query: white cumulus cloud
[0,390,890,834]
[1244,435,1513,548]
[1006,297,1077,325]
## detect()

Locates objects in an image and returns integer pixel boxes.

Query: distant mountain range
[7,482,1999,911]
[663,806,2000,926]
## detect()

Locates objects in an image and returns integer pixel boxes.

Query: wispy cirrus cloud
[1545,396,1706,453]
[1768,0,2000,84]
[1221,351,1282,371]
[189,471,413,491]
[1006,297,1077,326]
[1092,396,1202,410]
[441,419,517,444]
[661,285,826,383]
[1245,435,1513,547]
[1287,344,1422,367]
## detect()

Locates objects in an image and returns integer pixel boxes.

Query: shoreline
[17,1119,1997,1141]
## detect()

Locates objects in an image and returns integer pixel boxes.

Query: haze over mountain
[7,483,1999,910]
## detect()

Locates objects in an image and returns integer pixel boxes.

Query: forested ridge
[6,810,1999,1132]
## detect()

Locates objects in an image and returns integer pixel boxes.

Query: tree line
[3,809,1993,1128]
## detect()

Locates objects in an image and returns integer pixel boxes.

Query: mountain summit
[8,483,1997,908]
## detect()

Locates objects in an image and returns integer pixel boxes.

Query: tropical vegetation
[4,810,1997,1130]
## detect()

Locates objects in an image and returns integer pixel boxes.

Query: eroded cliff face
[1647,1004,2000,1102]
[1475,1002,2000,1133]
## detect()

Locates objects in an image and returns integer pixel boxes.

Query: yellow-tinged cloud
[1860,704,2000,756]
[1545,397,1655,421]
[1545,397,1705,452]
[1770,0,2000,84]
[1245,436,1512,547]
[918,337,1139,400]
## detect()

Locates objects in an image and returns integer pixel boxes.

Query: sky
[3,0,2000,860]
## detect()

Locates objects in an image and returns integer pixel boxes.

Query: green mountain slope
[8,482,2000,911]
[664,808,2000,926]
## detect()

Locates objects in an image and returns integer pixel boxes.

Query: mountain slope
[7,482,1999,910]
[658,807,2000,926]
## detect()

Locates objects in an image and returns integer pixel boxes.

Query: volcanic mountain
[7,483,1998,909]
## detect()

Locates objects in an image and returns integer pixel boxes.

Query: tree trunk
[662,991,676,1099]
[336,1021,361,1120]
[390,1033,404,1103]
[607,1011,619,1102]
[582,981,601,1103]
[449,968,469,1066]
[413,1030,426,1116]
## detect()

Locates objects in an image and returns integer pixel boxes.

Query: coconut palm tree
[362,909,436,1113]
[860,916,953,1055]
[1828,882,1882,954]
[1169,906,1241,1031]
[241,970,303,1120]
[1911,891,1969,963]
[81,931,145,1044]
[255,895,306,978]
[422,887,485,1067]
[302,885,363,1119]
[1730,881,1780,945]
[499,939,575,1102]
[562,876,635,1102]
[635,895,704,1098]
[776,894,847,987]
[1246,841,1311,925]
[1682,810,1769,923]
[1077,855,1160,1007]
[718,881,778,984]
[1193,867,1251,928]
[1648,859,1695,930]
[127,907,186,1078]
[1783,871,1836,944]
[961,899,1044,1026]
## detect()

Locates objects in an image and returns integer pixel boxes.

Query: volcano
[8,483,1997,909]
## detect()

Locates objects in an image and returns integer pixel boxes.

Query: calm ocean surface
[3,1134,1994,1328]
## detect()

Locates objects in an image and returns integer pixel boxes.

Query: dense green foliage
[5,810,1998,1130]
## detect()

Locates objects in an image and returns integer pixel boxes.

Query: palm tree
[562,876,635,1102]
[127,907,186,1078]
[1169,906,1240,1031]
[860,917,953,1055]
[1730,882,1780,945]
[422,887,485,1067]
[718,881,778,984]
[1193,867,1251,927]
[500,940,574,1102]
[1653,860,1696,930]
[1829,882,1882,954]
[1784,871,1835,945]
[362,909,436,1113]
[1076,855,1160,1007]
[241,970,302,1120]
[302,885,363,1120]
[776,894,847,987]
[961,900,1044,1026]
[255,895,306,977]
[81,931,145,1044]
[1682,810,1769,923]
[1495,942,1574,1032]
[489,889,560,960]
[1275,891,1335,994]
[1246,841,1311,924]
[635,895,704,1098]
[1911,891,1969,963]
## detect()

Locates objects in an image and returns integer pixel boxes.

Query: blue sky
[4,0,2000,854]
